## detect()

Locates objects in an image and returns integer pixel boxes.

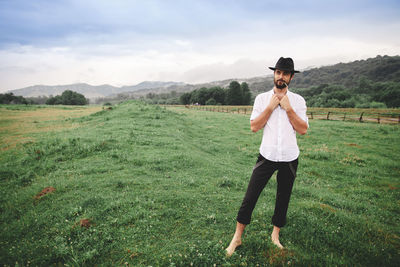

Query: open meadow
[0,102,399,266]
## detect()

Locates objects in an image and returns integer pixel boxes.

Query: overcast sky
[0,0,399,92]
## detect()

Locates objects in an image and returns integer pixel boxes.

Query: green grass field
[1,102,399,266]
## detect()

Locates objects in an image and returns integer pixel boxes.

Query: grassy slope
[0,101,399,266]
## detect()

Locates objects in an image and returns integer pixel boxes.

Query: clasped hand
[269,95,291,111]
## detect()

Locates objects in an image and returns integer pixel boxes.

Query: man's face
[274,69,293,89]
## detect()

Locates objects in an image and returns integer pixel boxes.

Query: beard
[274,79,289,89]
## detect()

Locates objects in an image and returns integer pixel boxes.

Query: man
[226,57,308,256]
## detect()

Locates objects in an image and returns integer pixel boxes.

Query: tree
[189,89,200,104]
[225,81,242,105]
[241,82,251,105]
[179,92,191,105]
[376,82,400,108]
[146,93,156,99]
[196,87,211,105]
[46,90,88,105]
[205,98,217,105]
[209,87,226,105]
[26,95,49,104]
[0,93,28,104]
[357,76,373,94]
[0,93,15,104]
[46,95,62,105]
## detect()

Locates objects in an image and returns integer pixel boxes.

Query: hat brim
[269,67,300,73]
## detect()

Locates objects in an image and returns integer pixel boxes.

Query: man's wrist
[265,105,274,113]
[285,106,294,113]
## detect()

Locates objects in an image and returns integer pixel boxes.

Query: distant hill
[8,81,185,99]
[290,55,400,108]
[119,81,186,93]
[122,55,400,98]
[110,76,274,99]
[125,55,399,108]
[244,54,400,93]
[9,83,119,99]
[7,55,399,101]
[291,55,400,88]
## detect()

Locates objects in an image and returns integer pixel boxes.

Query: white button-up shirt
[250,89,308,162]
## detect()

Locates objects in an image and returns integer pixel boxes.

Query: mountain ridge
[8,81,185,99]
[7,55,399,100]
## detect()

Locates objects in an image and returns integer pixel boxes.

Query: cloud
[2,0,395,47]
[1,31,399,91]
[0,0,399,91]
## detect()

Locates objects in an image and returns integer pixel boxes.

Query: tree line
[179,81,251,105]
[0,93,31,104]
[292,77,400,108]
[0,90,88,105]
[136,81,252,106]
[137,77,400,108]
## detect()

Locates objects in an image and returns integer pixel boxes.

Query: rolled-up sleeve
[297,97,309,127]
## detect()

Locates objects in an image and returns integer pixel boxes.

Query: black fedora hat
[269,57,300,73]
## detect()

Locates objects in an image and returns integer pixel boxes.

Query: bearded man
[226,57,308,256]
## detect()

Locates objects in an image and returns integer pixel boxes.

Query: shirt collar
[271,88,292,95]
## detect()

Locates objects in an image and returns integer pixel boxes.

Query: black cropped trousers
[236,154,298,228]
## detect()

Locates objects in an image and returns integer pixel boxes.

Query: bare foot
[225,239,242,257]
[271,233,284,249]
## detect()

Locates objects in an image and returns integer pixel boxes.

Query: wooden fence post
[377,113,380,124]
[359,112,364,122]
[343,113,346,121]
[327,112,330,120]
[311,112,313,119]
